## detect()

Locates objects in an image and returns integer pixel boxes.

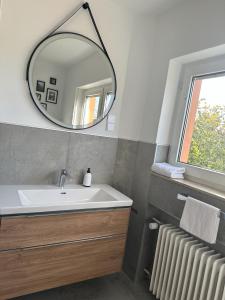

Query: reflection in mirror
[28,33,116,129]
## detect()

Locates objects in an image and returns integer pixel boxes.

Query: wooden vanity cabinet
[0,208,130,251]
[0,208,130,300]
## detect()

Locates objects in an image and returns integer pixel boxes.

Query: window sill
[151,171,225,202]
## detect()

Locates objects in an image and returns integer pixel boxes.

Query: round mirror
[27,33,116,129]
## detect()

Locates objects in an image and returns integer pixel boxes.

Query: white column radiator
[150,224,225,300]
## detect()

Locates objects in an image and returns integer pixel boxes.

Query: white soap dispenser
[83,168,92,187]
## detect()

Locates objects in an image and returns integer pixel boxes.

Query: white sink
[18,188,116,206]
[0,185,133,215]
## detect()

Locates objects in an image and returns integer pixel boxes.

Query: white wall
[140,0,225,144]
[118,16,156,142]
[2,0,225,143]
[32,58,65,121]
[0,0,133,137]
[62,52,111,124]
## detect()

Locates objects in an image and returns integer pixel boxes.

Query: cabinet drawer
[0,235,126,300]
[0,208,130,250]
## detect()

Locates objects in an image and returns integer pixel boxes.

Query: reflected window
[104,92,113,114]
[82,94,101,124]
[28,33,116,129]
[72,80,113,126]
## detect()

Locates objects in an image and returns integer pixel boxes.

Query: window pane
[82,94,101,125]
[103,92,112,114]
[179,73,225,173]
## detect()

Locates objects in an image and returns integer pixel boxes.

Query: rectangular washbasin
[18,188,105,206]
[0,185,133,215]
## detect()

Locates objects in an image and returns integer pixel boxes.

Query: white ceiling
[112,0,185,16]
[39,38,97,67]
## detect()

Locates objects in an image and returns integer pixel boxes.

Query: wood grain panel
[0,235,126,300]
[0,208,130,250]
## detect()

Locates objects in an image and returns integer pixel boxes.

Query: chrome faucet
[58,169,68,189]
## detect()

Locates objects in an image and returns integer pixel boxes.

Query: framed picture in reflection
[36,80,45,92]
[41,103,47,110]
[50,77,57,85]
[46,88,58,104]
[36,93,41,101]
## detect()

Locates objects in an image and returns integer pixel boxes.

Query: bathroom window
[179,73,225,173]
[169,56,225,190]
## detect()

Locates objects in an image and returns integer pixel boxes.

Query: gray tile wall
[3,123,224,286]
[148,174,225,256]
[113,139,157,281]
[113,139,141,279]
[114,141,225,283]
[154,144,169,163]
[0,123,156,283]
[113,139,139,198]
[0,123,118,185]
[136,151,225,282]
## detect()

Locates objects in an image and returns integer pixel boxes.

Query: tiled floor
[14,273,156,300]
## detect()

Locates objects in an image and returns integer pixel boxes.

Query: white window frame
[81,87,104,124]
[72,83,112,126]
[169,54,225,191]
[81,84,112,121]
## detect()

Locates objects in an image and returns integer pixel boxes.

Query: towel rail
[148,218,162,230]
[177,193,225,220]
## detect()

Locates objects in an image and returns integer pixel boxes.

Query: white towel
[151,162,185,179]
[180,196,220,244]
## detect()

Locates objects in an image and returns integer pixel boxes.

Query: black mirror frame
[26,32,117,130]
